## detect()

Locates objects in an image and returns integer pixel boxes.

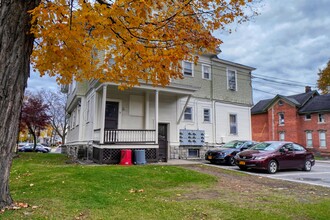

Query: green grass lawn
[3,153,330,219]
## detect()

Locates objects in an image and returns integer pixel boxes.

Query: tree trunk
[0,0,40,209]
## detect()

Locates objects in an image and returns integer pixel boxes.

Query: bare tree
[38,89,68,145]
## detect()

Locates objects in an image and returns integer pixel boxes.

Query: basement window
[188,149,199,158]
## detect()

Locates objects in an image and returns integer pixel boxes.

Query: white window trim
[318,113,325,123]
[229,113,238,135]
[279,113,285,125]
[306,131,313,148]
[305,114,311,121]
[319,131,326,148]
[182,61,194,77]
[227,69,237,91]
[202,64,211,80]
[184,106,193,121]
[203,108,211,123]
[279,132,285,141]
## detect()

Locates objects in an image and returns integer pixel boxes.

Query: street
[205,161,330,188]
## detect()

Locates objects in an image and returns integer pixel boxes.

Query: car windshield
[250,142,282,151]
[221,141,245,149]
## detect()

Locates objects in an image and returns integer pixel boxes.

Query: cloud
[27,70,59,92]
[217,0,330,103]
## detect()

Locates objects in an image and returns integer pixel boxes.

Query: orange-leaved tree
[0,0,257,209]
[317,60,330,94]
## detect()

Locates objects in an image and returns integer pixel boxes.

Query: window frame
[319,131,326,148]
[279,132,285,141]
[227,69,237,91]
[305,114,311,121]
[184,106,193,121]
[279,113,285,125]
[202,64,211,80]
[203,108,211,123]
[182,61,194,77]
[306,131,313,148]
[318,113,325,123]
[229,114,238,135]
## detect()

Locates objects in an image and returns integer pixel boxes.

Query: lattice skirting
[93,147,158,164]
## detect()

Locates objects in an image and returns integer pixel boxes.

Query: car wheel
[267,160,278,174]
[303,160,312,171]
[228,156,236,166]
[239,166,247,171]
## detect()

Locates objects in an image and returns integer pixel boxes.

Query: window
[188,149,200,158]
[183,61,193,77]
[318,114,325,123]
[279,113,285,125]
[279,132,285,141]
[305,114,311,120]
[278,100,283,106]
[184,107,192,121]
[319,131,326,148]
[202,64,211,80]
[203,109,211,122]
[306,131,313,148]
[227,69,237,91]
[292,143,305,152]
[229,114,237,135]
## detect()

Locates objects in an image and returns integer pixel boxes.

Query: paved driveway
[204,160,330,188]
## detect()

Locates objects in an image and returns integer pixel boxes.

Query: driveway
[204,160,330,188]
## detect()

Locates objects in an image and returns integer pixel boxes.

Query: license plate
[239,161,245,165]
[208,156,212,160]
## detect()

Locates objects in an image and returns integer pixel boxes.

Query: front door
[158,123,168,162]
[105,101,119,129]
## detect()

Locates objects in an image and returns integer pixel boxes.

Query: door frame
[158,123,169,162]
[105,99,122,129]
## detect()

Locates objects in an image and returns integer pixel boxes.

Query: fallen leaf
[138,189,144,193]
[32,206,38,209]
[29,184,34,187]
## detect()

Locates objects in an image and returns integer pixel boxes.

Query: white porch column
[145,92,150,129]
[100,85,107,144]
[155,90,159,144]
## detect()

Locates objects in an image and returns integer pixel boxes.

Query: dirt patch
[176,164,330,203]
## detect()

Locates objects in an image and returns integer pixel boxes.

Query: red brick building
[251,87,330,156]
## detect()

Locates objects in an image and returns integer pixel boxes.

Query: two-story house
[251,86,330,156]
[63,51,255,164]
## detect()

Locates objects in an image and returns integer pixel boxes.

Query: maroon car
[234,141,315,174]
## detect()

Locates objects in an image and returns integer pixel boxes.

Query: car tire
[228,156,236,166]
[267,160,278,174]
[303,160,312,172]
[239,166,247,171]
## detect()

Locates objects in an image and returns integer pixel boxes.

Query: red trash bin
[120,149,132,165]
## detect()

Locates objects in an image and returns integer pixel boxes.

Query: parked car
[234,141,315,174]
[205,140,258,165]
[19,143,49,153]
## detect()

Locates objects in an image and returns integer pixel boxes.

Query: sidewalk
[156,159,203,165]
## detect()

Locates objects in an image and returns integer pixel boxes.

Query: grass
[2,153,330,219]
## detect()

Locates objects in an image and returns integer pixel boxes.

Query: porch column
[100,85,107,144]
[145,92,150,129]
[155,90,159,144]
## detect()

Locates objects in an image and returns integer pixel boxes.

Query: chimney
[305,86,311,93]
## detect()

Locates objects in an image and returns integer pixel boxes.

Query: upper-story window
[183,61,193,77]
[227,69,237,91]
[305,114,311,120]
[202,64,211,80]
[203,108,211,122]
[278,100,283,106]
[318,113,325,123]
[184,107,193,121]
[279,113,285,125]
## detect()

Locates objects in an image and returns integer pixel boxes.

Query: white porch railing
[104,129,156,144]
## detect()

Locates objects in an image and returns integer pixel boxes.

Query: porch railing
[104,129,156,144]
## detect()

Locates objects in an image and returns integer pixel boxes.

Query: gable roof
[299,94,330,114]
[251,90,319,115]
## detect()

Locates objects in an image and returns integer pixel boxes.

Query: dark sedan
[205,140,257,165]
[234,141,315,174]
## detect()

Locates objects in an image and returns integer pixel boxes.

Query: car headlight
[253,156,268,160]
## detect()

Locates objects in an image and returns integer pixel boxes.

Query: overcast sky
[28,0,330,104]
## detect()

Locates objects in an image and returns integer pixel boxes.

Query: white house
[63,51,255,163]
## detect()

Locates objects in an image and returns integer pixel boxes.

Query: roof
[299,94,330,113]
[251,90,319,114]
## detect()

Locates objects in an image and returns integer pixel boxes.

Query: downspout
[272,106,275,140]
[211,60,216,145]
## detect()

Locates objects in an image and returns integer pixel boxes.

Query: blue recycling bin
[134,150,146,165]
